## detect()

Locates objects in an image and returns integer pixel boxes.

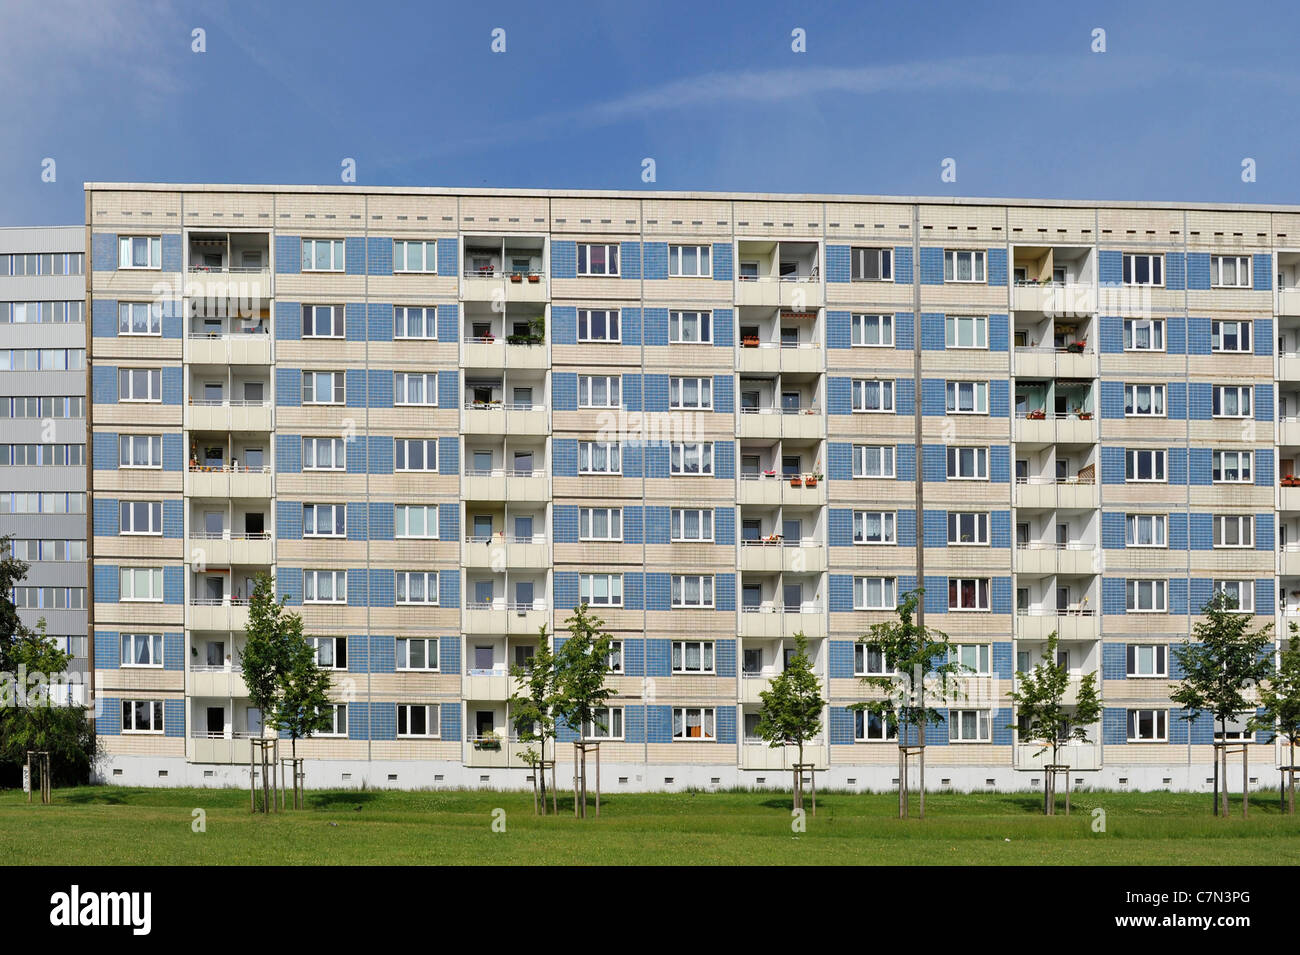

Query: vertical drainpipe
[1094,206,1104,770]
[1183,210,1192,781]
[364,194,373,776]
[84,189,95,741]
[911,203,924,753]
[640,200,648,777]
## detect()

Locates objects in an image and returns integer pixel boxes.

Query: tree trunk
[1291,741,1296,815]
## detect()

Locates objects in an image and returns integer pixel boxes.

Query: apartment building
[0,226,88,695]
[85,184,1292,791]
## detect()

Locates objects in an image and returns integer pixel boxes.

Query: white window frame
[302,370,345,406]
[1214,712,1255,742]
[1124,383,1165,417]
[852,444,895,478]
[945,314,988,349]
[670,442,714,475]
[943,250,985,284]
[670,508,714,542]
[396,637,440,672]
[578,441,621,474]
[396,571,439,605]
[854,708,898,741]
[395,504,439,540]
[947,512,989,546]
[302,304,344,338]
[393,372,438,407]
[579,573,623,607]
[1213,514,1253,549]
[392,240,438,275]
[669,310,712,344]
[1212,450,1253,484]
[576,309,620,343]
[851,379,894,413]
[853,510,896,545]
[952,644,992,676]
[301,238,345,273]
[578,375,620,409]
[393,305,437,340]
[854,643,893,677]
[1127,708,1168,742]
[1124,318,1165,351]
[118,368,161,403]
[118,236,162,270]
[303,570,347,605]
[302,503,346,538]
[672,706,716,741]
[119,567,164,602]
[671,575,715,609]
[1122,253,1164,287]
[320,703,348,737]
[1125,513,1167,548]
[851,313,893,346]
[1211,320,1251,353]
[397,703,440,738]
[949,577,991,612]
[1125,449,1167,483]
[117,301,162,336]
[578,507,622,542]
[1126,579,1168,613]
[851,247,893,283]
[1210,255,1251,289]
[671,641,716,674]
[946,380,988,415]
[854,576,896,610]
[1126,644,1168,678]
[121,699,165,733]
[308,636,347,670]
[946,446,989,480]
[118,434,163,469]
[1212,385,1252,419]
[120,633,164,669]
[1213,579,1254,613]
[118,500,163,536]
[394,438,438,472]
[576,243,620,277]
[302,436,346,471]
[668,245,711,278]
[948,709,992,743]
[669,376,712,410]
[582,706,625,740]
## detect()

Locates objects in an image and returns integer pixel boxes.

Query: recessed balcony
[189,663,248,698]
[462,535,550,569]
[187,331,272,366]
[1013,742,1101,771]
[186,465,273,500]
[1016,609,1099,640]
[1013,411,1097,445]
[186,532,272,567]
[739,741,828,770]
[1013,476,1098,510]
[185,597,251,632]
[185,399,272,433]
[1016,542,1098,576]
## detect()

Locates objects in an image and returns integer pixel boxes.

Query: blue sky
[3,0,1299,225]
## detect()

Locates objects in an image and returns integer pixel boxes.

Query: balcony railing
[190,731,260,740]
[464,534,548,545]
[741,602,824,614]
[1015,473,1096,486]
[462,268,544,279]
[190,663,237,673]
[739,405,822,416]
[467,599,549,612]
[189,596,252,607]
[737,272,820,283]
[187,328,270,338]
[463,467,545,479]
[1016,605,1095,617]
[740,536,820,548]
[188,398,270,407]
[188,464,272,473]
[188,531,271,541]
[1015,541,1094,551]
[187,264,268,275]
[463,400,545,412]
[1014,410,1095,421]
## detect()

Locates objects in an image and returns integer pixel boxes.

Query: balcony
[1013,411,1097,445]
[737,407,822,440]
[187,331,272,366]
[185,399,272,433]
[735,276,824,310]
[184,264,271,311]
[1280,416,1300,447]
[736,473,825,505]
[739,741,828,771]
[1016,609,1099,641]
[462,269,548,304]
[462,335,507,368]
[739,604,826,638]
[462,665,510,701]
[187,732,256,765]
[185,598,251,632]
[464,600,550,634]
[1013,345,1098,380]
[189,664,248,698]
[462,400,548,435]
[1015,543,1098,576]
[1012,283,1096,318]
[1013,476,1098,510]
[1281,486,1300,512]
[186,532,272,567]
[740,673,779,704]
[462,535,550,569]
[1280,545,1300,577]
[1014,742,1101,771]
[1280,289,1300,317]
[186,465,272,500]
[1280,352,1300,383]
[462,468,549,502]
[462,736,542,768]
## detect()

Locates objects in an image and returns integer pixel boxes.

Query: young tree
[273,629,335,805]
[1008,632,1102,814]
[1252,621,1300,813]
[755,632,825,810]
[0,537,92,786]
[508,625,560,814]
[850,589,963,818]
[1172,590,1274,816]
[553,603,616,818]
[239,574,293,725]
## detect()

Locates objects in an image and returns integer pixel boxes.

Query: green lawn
[3,786,1298,865]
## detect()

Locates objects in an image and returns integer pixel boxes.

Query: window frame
[576,243,620,277]
[671,640,716,674]
[1124,383,1166,417]
[852,444,895,479]
[1211,320,1251,353]
[1124,449,1167,483]
[120,632,164,669]
[853,510,896,545]
[853,576,896,610]
[394,438,439,472]
[943,250,986,284]
[946,446,989,481]
[117,236,161,271]
[670,575,715,609]
[851,312,894,346]
[1127,708,1168,742]
[947,511,990,546]
[396,637,440,672]
[1122,253,1164,287]
[850,247,893,283]
[303,570,347,605]
[670,442,714,476]
[1210,255,1251,289]
[1123,318,1165,352]
[301,238,345,273]
[948,577,991,612]
[395,570,439,605]
[1212,450,1253,484]
[851,378,895,413]
[668,244,711,278]
[1125,578,1168,613]
[1126,644,1168,679]
[578,572,623,607]
[1125,513,1168,548]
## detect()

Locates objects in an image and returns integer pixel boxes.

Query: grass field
[3,786,1298,865]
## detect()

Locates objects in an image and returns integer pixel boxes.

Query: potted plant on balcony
[1284,474,1300,488]
[527,272,541,283]
[1026,408,1047,420]
[790,475,803,488]
[510,272,523,283]
[804,474,818,488]
[476,730,502,751]
[1075,408,1093,420]
[742,334,760,347]
[1065,339,1086,354]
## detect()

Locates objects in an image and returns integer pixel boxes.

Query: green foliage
[552,603,616,739]
[274,631,336,754]
[755,632,825,758]
[508,626,559,765]
[1009,632,1102,764]
[849,589,963,741]
[1253,621,1300,749]
[1172,590,1274,737]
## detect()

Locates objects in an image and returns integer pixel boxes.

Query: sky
[3,0,1300,225]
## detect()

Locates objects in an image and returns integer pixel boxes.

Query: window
[1212,450,1252,483]
[1126,514,1167,548]
[4,396,84,419]
[669,377,712,410]
[579,507,622,541]
[1127,645,1168,678]
[579,573,622,607]
[394,372,438,406]
[853,511,895,544]
[852,379,894,412]
[301,238,345,272]
[946,446,989,480]
[949,710,991,742]
[1213,579,1254,612]
[309,637,348,670]
[1127,709,1168,742]
[302,436,346,470]
[854,710,898,741]
[1124,384,1165,417]
[1213,515,1253,548]
[854,576,896,610]
[396,571,438,605]
[946,380,988,414]
[119,501,162,536]
[321,704,347,736]
[2,443,83,467]
[607,641,624,674]
[670,442,713,475]
[396,504,438,539]
[577,243,619,276]
[1212,320,1251,353]
[945,314,987,348]
[952,644,992,675]
[395,438,438,471]
[117,302,161,335]
[397,638,439,671]
[669,310,711,343]
[948,578,990,611]
[120,633,163,668]
[302,371,345,405]
[578,441,620,474]
[393,240,438,274]
[852,444,895,478]
[943,250,985,283]
[397,704,439,737]
[1212,385,1251,418]
[668,245,710,277]
[301,305,343,338]
[947,512,989,545]
[303,570,346,604]
[118,434,163,469]
[582,707,624,739]
[851,313,893,346]
[1124,318,1164,351]
[578,375,620,408]
[119,567,164,602]
[851,247,892,282]
[854,644,893,676]
[121,699,164,733]
[1214,713,1254,742]
[1122,253,1164,287]
[0,348,84,371]
[1125,449,1166,483]
[302,503,346,538]
[394,306,437,339]
[672,640,715,673]
[1126,579,1167,612]
[671,576,714,608]
[577,309,619,342]
[118,368,161,403]
[118,236,161,270]
[671,508,714,542]
[672,707,715,740]
[1210,255,1251,289]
